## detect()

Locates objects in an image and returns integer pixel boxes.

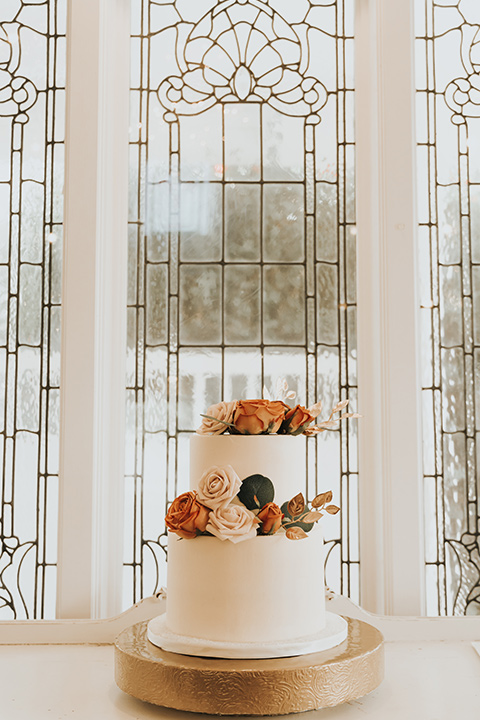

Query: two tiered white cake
[148,403,350,658]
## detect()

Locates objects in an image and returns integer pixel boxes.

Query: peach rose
[257,502,283,535]
[196,401,236,435]
[165,491,210,540]
[196,465,242,510]
[232,399,287,434]
[206,504,259,543]
[280,405,316,434]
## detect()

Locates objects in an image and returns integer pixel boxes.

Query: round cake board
[147,611,348,659]
[115,617,384,715]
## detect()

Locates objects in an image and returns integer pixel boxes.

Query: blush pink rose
[196,465,242,510]
[206,504,259,544]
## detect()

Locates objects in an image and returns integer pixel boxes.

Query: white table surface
[1,596,479,720]
[0,638,478,720]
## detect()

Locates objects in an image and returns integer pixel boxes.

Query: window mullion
[57,0,130,619]
[356,0,425,615]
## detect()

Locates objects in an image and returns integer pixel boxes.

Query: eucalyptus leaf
[237,474,275,510]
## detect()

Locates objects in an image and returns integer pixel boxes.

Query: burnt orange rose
[233,399,287,434]
[165,491,210,540]
[257,502,283,535]
[280,405,316,435]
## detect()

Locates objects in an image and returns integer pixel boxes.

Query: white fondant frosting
[166,530,325,644]
[189,433,307,503]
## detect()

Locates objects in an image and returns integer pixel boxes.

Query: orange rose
[233,399,287,434]
[257,502,283,535]
[165,492,210,540]
[280,405,316,435]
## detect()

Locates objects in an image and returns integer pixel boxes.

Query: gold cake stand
[114,618,384,715]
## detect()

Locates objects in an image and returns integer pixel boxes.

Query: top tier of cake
[189,433,307,502]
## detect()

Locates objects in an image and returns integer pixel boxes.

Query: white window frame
[53,0,425,619]
[356,0,424,615]
[57,0,130,619]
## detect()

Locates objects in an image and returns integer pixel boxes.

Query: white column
[57,0,130,618]
[355,0,425,615]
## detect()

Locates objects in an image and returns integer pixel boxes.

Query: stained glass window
[126,0,357,609]
[416,0,480,615]
[0,0,65,619]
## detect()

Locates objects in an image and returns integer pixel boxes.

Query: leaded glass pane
[415,0,480,615]
[225,184,261,261]
[126,0,358,607]
[224,265,261,345]
[0,0,64,619]
[262,184,305,262]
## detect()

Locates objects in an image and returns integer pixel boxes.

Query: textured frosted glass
[316,345,341,410]
[50,232,63,305]
[142,432,167,538]
[472,185,480,264]
[345,143,355,223]
[47,389,60,476]
[346,228,357,304]
[178,348,222,431]
[20,182,44,264]
[146,264,168,346]
[263,265,305,344]
[316,264,339,346]
[146,183,170,262]
[439,266,462,347]
[315,97,337,181]
[441,348,465,433]
[225,184,261,262]
[0,266,7,346]
[224,348,262,400]
[0,184,10,263]
[144,347,167,433]
[224,266,261,345]
[180,183,222,261]
[347,306,357,385]
[18,265,42,346]
[473,268,480,346]
[48,307,61,388]
[180,108,223,181]
[316,183,338,262]
[437,185,461,265]
[16,347,41,432]
[443,433,467,539]
[263,185,304,262]
[146,99,170,184]
[179,265,222,345]
[224,105,261,182]
[263,347,307,403]
[262,106,304,181]
[13,431,39,556]
[22,97,47,182]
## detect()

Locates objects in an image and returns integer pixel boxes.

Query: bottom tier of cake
[164,528,327,655]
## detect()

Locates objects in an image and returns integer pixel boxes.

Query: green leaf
[280,501,314,532]
[237,474,275,510]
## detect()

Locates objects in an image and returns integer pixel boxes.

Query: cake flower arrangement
[165,464,340,543]
[166,390,358,543]
[196,395,360,437]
